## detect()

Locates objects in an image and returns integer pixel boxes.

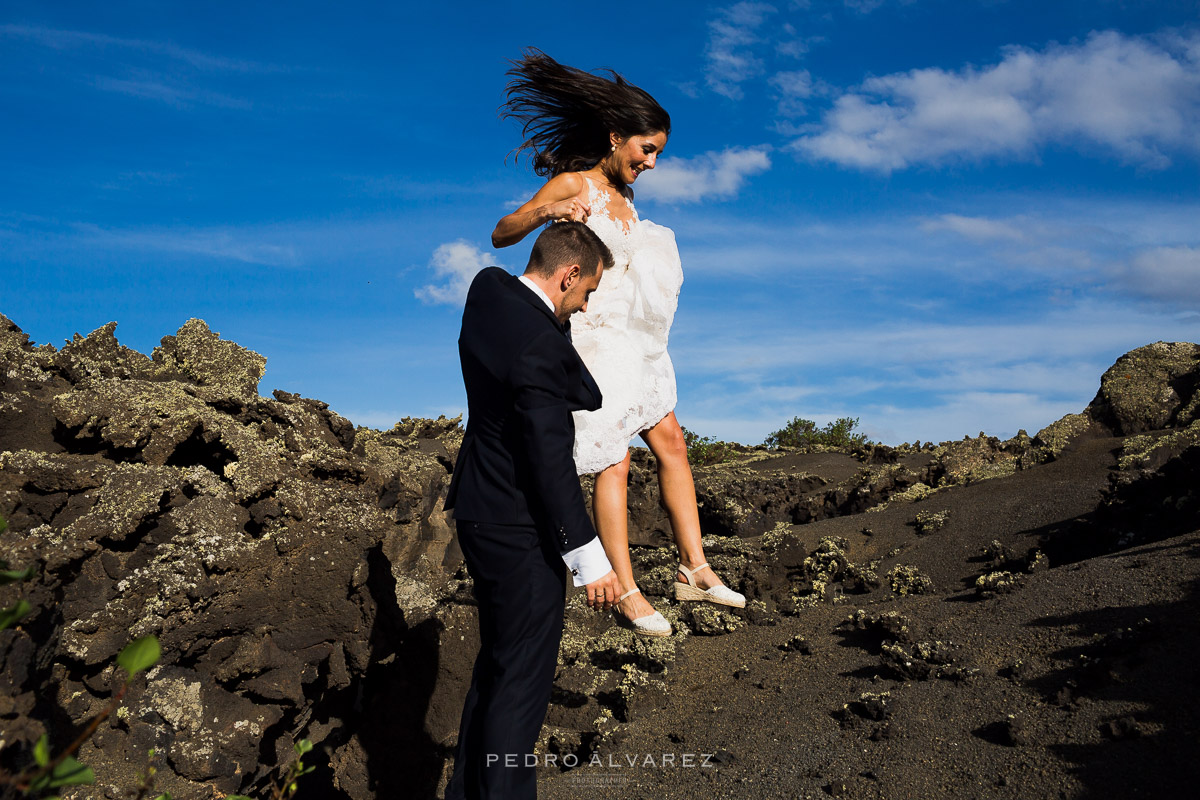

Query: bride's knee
[652,424,688,463]
[597,452,632,485]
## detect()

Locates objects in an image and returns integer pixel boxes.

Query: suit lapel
[502,271,601,408]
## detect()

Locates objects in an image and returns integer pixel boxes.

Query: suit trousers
[444,519,567,800]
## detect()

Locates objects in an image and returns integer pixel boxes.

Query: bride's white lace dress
[571,176,684,475]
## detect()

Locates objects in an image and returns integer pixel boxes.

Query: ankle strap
[617,587,642,602]
[678,562,710,580]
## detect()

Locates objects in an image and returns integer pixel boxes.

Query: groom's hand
[585,570,620,610]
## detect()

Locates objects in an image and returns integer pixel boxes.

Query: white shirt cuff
[562,537,612,587]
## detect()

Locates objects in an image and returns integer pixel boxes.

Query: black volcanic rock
[1087,341,1200,435]
[0,315,462,799]
[151,318,267,396]
[3,314,1200,800]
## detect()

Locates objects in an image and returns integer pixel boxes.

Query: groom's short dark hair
[525,222,613,279]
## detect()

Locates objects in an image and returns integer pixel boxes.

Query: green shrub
[764,416,871,450]
[681,427,736,467]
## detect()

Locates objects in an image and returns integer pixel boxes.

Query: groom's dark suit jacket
[445,267,602,554]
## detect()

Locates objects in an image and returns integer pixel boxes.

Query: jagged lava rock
[0,315,465,799]
[152,318,266,396]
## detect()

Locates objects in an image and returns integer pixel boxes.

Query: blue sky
[3,0,1198,445]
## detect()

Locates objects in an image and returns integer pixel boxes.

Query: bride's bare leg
[593,452,657,619]
[640,412,726,591]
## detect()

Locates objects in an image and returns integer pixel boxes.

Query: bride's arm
[492,173,589,248]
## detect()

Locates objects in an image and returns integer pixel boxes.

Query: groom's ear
[560,263,581,290]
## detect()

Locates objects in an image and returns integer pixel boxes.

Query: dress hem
[573,405,676,476]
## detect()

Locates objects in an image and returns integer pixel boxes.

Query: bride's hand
[493,173,589,247]
[544,192,590,223]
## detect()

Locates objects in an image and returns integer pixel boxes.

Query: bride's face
[609,131,667,185]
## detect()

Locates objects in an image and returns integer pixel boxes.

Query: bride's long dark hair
[501,49,671,177]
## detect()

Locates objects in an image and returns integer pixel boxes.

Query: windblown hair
[502,49,671,177]
[526,221,614,278]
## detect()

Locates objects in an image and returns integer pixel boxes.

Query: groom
[444,221,621,799]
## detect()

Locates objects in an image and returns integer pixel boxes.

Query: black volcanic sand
[535,437,1200,800]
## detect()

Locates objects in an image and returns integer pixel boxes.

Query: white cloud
[650,193,1200,444]
[842,0,887,12]
[674,311,1169,378]
[637,147,772,204]
[1122,246,1200,305]
[1,23,293,111]
[415,240,496,305]
[90,76,253,109]
[770,69,815,116]
[665,198,1200,305]
[671,298,1200,444]
[916,211,1200,309]
[920,214,1028,243]
[860,392,1082,446]
[0,23,282,73]
[775,22,813,59]
[73,223,300,266]
[793,30,1200,171]
[704,2,778,100]
[23,216,496,275]
[841,0,916,12]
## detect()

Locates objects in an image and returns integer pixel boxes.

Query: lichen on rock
[152,318,267,396]
[1034,412,1093,459]
[886,565,933,595]
[839,609,912,643]
[933,434,1025,485]
[881,639,972,681]
[54,321,156,383]
[683,602,744,635]
[975,570,1021,597]
[1117,420,1200,471]
[914,509,949,534]
[1088,341,1200,435]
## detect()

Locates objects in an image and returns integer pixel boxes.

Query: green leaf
[153,794,172,800]
[294,738,313,756]
[117,635,161,678]
[0,599,31,630]
[34,733,50,767]
[226,795,254,799]
[47,755,95,789]
[0,564,36,585]
[31,755,95,792]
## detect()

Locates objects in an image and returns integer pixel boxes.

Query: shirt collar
[518,275,556,315]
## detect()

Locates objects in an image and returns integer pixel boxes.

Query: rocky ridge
[1,315,1198,799]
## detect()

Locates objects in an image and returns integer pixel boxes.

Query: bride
[491,50,746,636]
